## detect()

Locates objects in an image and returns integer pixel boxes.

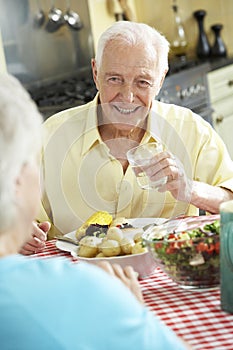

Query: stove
[28,75,98,119]
[157,61,213,125]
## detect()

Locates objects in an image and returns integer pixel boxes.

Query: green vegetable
[147,220,220,288]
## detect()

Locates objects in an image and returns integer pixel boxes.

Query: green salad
[147,220,220,288]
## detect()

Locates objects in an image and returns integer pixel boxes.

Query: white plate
[55,218,164,253]
[56,231,80,252]
[55,218,164,278]
[70,249,157,279]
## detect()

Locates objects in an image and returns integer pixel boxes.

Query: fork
[142,214,186,232]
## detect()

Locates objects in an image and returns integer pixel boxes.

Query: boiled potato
[78,236,102,258]
[134,232,142,243]
[95,252,105,258]
[131,242,147,255]
[78,245,99,258]
[120,237,135,255]
[107,227,123,242]
[99,239,121,257]
[79,236,102,246]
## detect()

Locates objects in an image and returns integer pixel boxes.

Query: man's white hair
[0,74,42,231]
[95,21,170,75]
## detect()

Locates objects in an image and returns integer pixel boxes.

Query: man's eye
[108,77,122,84]
[137,80,152,88]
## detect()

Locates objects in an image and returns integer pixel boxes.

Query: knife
[55,235,79,246]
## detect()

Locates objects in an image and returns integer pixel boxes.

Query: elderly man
[28,21,233,243]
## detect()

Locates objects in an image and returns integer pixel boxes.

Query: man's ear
[91,58,99,90]
[155,69,168,97]
[159,69,168,89]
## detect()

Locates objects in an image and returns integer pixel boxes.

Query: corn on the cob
[75,211,113,240]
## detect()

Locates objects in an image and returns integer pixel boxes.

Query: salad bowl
[142,218,220,289]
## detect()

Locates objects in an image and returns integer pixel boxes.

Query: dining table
[31,239,233,350]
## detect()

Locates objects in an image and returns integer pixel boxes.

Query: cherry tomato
[215,241,220,254]
[155,242,163,249]
[205,243,215,254]
[197,242,209,252]
[166,246,176,254]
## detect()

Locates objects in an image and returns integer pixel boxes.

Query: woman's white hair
[95,21,170,75]
[0,74,42,231]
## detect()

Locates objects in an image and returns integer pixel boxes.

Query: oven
[157,62,213,125]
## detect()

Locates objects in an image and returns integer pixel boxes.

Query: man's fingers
[19,239,45,255]
[32,221,50,241]
[38,221,51,233]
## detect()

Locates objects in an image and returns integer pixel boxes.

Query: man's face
[92,40,165,131]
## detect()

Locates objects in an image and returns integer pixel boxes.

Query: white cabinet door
[213,111,233,160]
[208,64,233,160]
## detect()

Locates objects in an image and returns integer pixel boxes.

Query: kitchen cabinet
[207,64,233,160]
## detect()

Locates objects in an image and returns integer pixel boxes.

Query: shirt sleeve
[194,121,233,191]
[70,262,188,350]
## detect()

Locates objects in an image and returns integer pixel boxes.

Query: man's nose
[120,83,135,103]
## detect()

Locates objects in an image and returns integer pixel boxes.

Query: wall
[134,0,233,57]
[88,0,233,58]
[87,0,137,52]
[0,0,94,85]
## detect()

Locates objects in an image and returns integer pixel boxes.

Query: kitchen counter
[208,56,233,71]
[168,55,233,76]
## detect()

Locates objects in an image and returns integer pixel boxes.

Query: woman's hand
[19,221,51,255]
[97,261,144,304]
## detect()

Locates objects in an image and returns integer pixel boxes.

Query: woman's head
[95,21,170,77]
[0,74,42,231]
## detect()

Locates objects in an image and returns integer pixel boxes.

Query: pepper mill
[193,10,211,59]
[211,24,227,58]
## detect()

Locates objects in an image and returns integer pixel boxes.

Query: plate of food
[55,213,165,278]
[55,215,165,253]
[55,212,220,279]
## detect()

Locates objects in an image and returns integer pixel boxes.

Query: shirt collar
[141,106,160,144]
[143,102,166,144]
[81,98,162,155]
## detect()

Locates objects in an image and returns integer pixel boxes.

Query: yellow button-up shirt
[39,95,233,237]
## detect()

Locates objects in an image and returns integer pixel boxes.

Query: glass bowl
[142,221,220,289]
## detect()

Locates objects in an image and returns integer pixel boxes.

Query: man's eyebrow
[137,74,152,79]
[105,72,122,76]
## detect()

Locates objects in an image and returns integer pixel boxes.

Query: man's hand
[97,261,144,304]
[145,151,192,203]
[147,151,233,214]
[19,221,51,255]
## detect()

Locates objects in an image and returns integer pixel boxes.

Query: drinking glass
[127,142,167,190]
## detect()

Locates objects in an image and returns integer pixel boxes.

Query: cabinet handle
[216,115,224,124]
[228,80,233,87]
